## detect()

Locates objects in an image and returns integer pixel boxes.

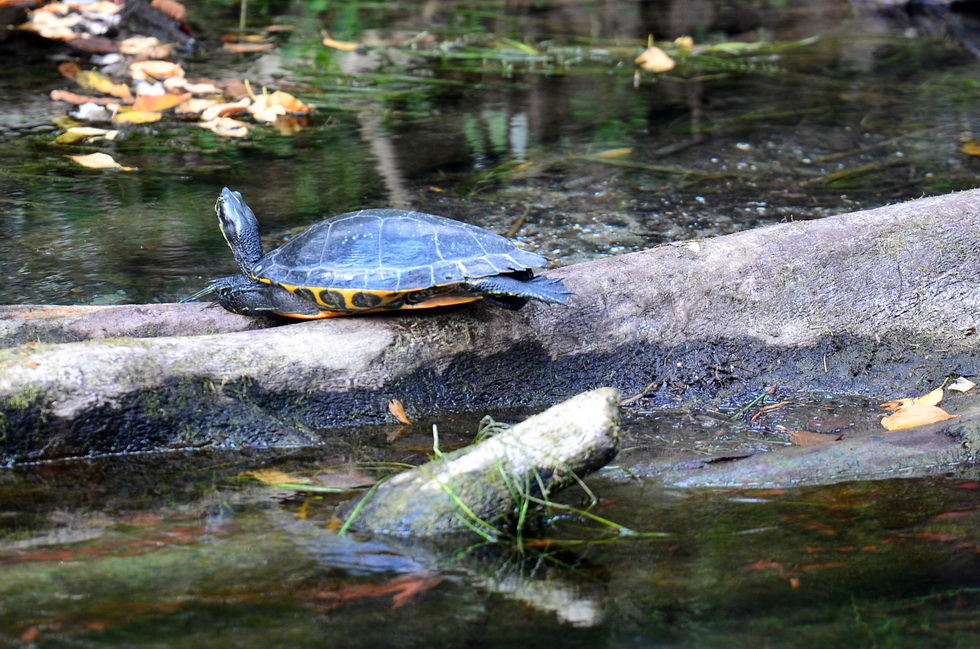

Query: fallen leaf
[388,399,413,425]
[130,60,185,81]
[595,148,632,158]
[674,35,695,50]
[70,152,134,170]
[200,97,251,121]
[880,403,955,431]
[948,376,976,392]
[223,41,276,53]
[132,92,191,112]
[248,89,313,122]
[150,0,186,22]
[76,70,132,99]
[174,97,220,116]
[54,126,118,144]
[164,76,222,94]
[245,469,311,485]
[788,430,839,446]
[57,61,80,79]
[197,117,250,137]
[50,89,116,105]
[635,45,675,72]
[321,32,361,51]
[960,141,980,156]
[112,110,163,124]
[881,386,944,411]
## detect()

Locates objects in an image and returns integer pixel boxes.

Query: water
[2,442,978,648]
[1,0,979,306]
[3,1,980,645]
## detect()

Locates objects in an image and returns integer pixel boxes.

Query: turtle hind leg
[464,272,570,309]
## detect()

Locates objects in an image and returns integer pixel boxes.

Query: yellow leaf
[635,45,675,72]
[54,126,118,144]
[388,399,413,425]
[69,152,134,171]
[322,32,361,51]
[595,148,632,158]
[76,70,132,99]
[245,469,310,485]
[174,97,220,117]
[881,387,943,411]
[248,90,313,122]
[880,403,955,431]
[674,35,695,51]
[112,110,163,124]
[959,141,980,156]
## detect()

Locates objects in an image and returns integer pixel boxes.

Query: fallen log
[3,189,980,465]
[342,387,620,536]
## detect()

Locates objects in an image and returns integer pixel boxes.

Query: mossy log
[2,190,980,468]
[343,387,620,536]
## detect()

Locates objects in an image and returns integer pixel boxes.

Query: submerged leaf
[245,469,311,485]
[788,430,840,447]
[70,152,133,170]
[635,45,675,72]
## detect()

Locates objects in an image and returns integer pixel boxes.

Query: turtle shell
[250,209,546,311]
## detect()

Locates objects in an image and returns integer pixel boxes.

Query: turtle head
[216,188,264,276]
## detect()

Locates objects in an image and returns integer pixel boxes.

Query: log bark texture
[343,387,621,536]
[3,189,980,464]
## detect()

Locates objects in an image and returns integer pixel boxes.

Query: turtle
[204,188,569,319]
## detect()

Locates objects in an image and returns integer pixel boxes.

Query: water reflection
[1,0,978,305]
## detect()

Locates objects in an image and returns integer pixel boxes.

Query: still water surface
[3,1,980,646]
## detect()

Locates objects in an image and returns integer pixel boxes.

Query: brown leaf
[635,45,675,72]
[70,152,134,170]
[245,469,310,485]
[788,430,839,447]
[880,403,955,431]
[388,399,413,425]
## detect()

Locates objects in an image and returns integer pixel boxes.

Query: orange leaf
[388,399,413,425]
[321,32,361,51]
[50,89,115,105]
[223,41,276,53]
[635,45,675,72]
[132,92,192,112]
[70,152,134,170]
[880,403,955,431]
[788,430,839,447]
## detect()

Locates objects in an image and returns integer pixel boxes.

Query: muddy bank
[2,189,979,466]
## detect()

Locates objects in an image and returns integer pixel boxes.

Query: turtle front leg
[209,275,323,317]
